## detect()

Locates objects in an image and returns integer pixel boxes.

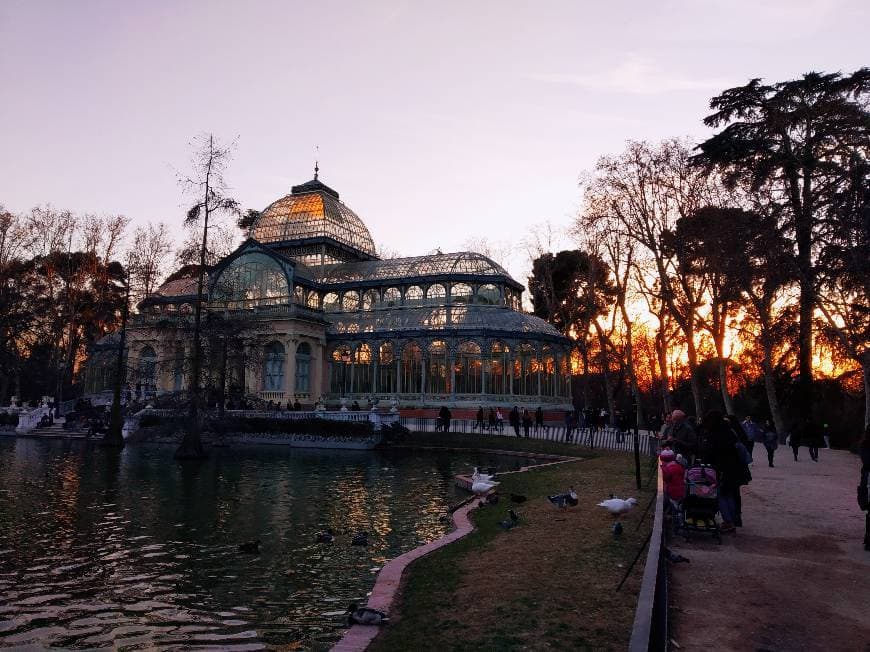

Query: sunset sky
[1,0,867,285]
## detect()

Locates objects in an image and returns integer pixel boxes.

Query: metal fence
[398,417,659,457]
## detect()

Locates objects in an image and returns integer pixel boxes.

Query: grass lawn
[369,449,657,652]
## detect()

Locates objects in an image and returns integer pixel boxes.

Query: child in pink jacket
[660,448,686,502]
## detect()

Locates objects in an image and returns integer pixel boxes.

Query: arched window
[307,292,320,309]
[451,283,473,304]
[179,303,192,314]
[401,342,423,394]
[263,342,285,391]
[559,352,571,398]
[379,343,396,394]
[478,284,500,305]
[295,342,311,394]
[172,342,184,391]
[139,346,157,392]
[488,342,510,395]
[330,345,352,394]
[362,289,380,310]
[342,291,360,312]
[541,346,555,397]
[212,252,289,308]
[354,343,373,394]
[405,286,423,306]
[427,340,449,394]
[426,284,446,305]
[323,292,339,311]
[293,285,305,304]
[513,343,537,396]
[455,341,482,394]
[383,287,401,308]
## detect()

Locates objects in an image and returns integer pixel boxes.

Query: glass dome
[253,177,376,258]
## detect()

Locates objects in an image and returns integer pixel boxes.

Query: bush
[136,413,376,438]
[211,416,375,438]
[0,412,19,427]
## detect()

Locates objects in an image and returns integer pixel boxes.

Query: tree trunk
[101,281,129,448]
[795,204,815,424]
[655,329,671,415]
[218,337,227,420]
[685,334,703,418]
[761,355,786,436]
[593,322,616,426]
[619,303,644,429]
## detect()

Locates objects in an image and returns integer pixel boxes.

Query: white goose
[472,480,496,495]
[471,467,494,484]
[597,497,638,515]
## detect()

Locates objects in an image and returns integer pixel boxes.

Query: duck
[351,531,369,546]
[548,486,579,508]
[347,603,389,626]
[317,529,335,544]
[237,539,261,554]
[509,493,527,503]
[597,497,638,515]
[499,509,520,530]
[612,522,624,536]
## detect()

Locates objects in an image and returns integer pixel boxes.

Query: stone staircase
[29,419,91,439]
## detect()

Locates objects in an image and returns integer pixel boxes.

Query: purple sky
[1,0,867,282]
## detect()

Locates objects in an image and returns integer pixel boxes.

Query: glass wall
[379,343,396,393]
[295,342,311,393]
[330,345,352,394]
[212,253,289,308]
[264,342,285,391]
[455,341,482,394]
[401,342,423,393]
[488,342,510,395]
[353,343,373,394]
[427,340,449,394]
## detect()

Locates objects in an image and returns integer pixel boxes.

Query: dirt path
[669,448,870,651]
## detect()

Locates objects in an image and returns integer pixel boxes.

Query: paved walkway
[670,448,870,651]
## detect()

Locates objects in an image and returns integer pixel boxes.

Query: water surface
[0,438,531,650]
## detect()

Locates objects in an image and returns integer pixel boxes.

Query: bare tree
[128,222,172,306]
[175,133,240,460]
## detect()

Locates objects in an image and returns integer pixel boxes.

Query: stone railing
[15,406,51,434]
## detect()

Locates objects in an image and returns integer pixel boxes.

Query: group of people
[263,399,305,412]
[468,405,548,437]
[659,409,755,533]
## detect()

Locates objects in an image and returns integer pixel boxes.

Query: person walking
[487,407,496,432]
[509,406,520,437]
[803,419,823,462]
[858,425,870,551]
[742,416,763,457]
[762,420,779,467]
[438,405,452,433]
[564,410,575,442]
[704,411,751,533]
[496,408,504,432]
[475,406,484,431]
[522,408,532,438]
[535,406,545,435]
[789,428,801,461]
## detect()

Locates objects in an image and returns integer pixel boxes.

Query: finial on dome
[314,160,319,180]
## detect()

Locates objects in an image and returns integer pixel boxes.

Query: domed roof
[253,176,376,257]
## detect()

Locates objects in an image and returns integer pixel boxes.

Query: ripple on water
[0,441,531,649]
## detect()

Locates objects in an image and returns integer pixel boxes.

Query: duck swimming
[237,539,261,554]
[317,529,335,544]
[347,603,389,626]
[351,531,369,546]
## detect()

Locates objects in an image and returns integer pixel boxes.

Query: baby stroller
[680,463,721,543]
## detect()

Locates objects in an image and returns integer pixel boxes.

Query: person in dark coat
[704,411,751,533]
[858,425,870,551]
[535,406,545,434]
[804,419,824,462]
[521,408,532,437]
[438,405,451,432]
[509,406,520,437]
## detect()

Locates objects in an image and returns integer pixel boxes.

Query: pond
[0,438,534,650]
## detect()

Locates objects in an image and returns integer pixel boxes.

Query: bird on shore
[351,531,369,546]
[499,509,520,529]
[471,467,495,484]
[548,486,579,508]
[238,539,261,554]
[347,603,389,626]
[612,522,623,536]
[472,480,496,495]
[597,497,637,516]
